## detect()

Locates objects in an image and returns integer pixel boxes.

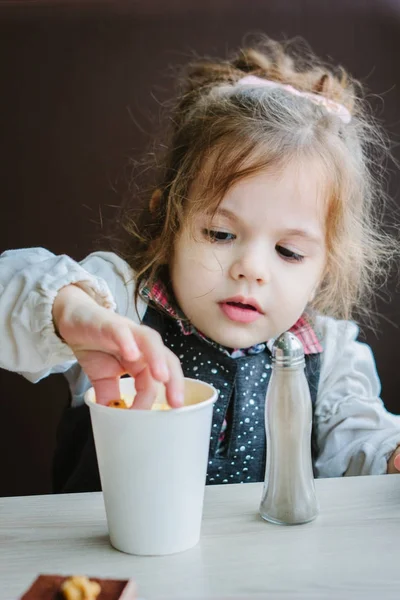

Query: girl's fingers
[108,324,140,362]
[131,326,170,382]
[131,327,185,407]
[92,377,121,406]
[129,365,159,410]
[75,318,171,386]
[75,319,185,409]
[122,347,184,409]
[164,349,185,407]
[75,350,124,406]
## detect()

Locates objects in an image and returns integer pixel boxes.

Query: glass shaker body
[259,360,318,525]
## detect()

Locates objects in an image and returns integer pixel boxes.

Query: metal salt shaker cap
[271,331,305,367]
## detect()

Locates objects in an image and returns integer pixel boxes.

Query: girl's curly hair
[114,36,398,324]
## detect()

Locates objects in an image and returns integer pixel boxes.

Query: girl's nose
[229,247,270,284]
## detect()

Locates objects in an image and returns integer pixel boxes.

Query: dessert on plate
[19,574,137,600]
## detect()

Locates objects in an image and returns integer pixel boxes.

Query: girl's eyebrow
[213,208,323,244]
[283,228,324,245]
[212,207,239,222]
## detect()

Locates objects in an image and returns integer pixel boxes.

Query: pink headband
[237,75,352,124]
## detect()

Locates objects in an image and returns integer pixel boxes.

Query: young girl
[2,38,400,492]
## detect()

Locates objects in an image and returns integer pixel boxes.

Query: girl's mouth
[219,301,262,324]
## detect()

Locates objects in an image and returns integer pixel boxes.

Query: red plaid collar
[286,313,323,354]
[140,279,322,355]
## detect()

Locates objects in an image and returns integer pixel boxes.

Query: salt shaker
[259,331,318,525]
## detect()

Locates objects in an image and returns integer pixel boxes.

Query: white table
[1,475,400,599]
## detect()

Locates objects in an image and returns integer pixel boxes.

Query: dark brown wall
[1,0,400,496]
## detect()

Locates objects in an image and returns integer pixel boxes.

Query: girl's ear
[149,189,162,214]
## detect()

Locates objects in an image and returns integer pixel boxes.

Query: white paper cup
[84,377,218,555]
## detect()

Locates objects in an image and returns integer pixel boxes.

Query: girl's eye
[203,229,236,243]
[276,244,304,262]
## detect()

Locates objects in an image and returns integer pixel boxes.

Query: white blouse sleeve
[0,247,146,382]
[314,316,400,477]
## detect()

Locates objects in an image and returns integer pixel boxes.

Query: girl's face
[170,161,327,349]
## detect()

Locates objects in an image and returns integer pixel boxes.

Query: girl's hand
[52,285,184,409]
[387,446,400,474]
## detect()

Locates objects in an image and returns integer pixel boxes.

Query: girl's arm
[314,316,400,477]
[0,247,144,381]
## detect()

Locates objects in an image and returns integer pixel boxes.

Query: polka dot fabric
[143,305,321,484]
